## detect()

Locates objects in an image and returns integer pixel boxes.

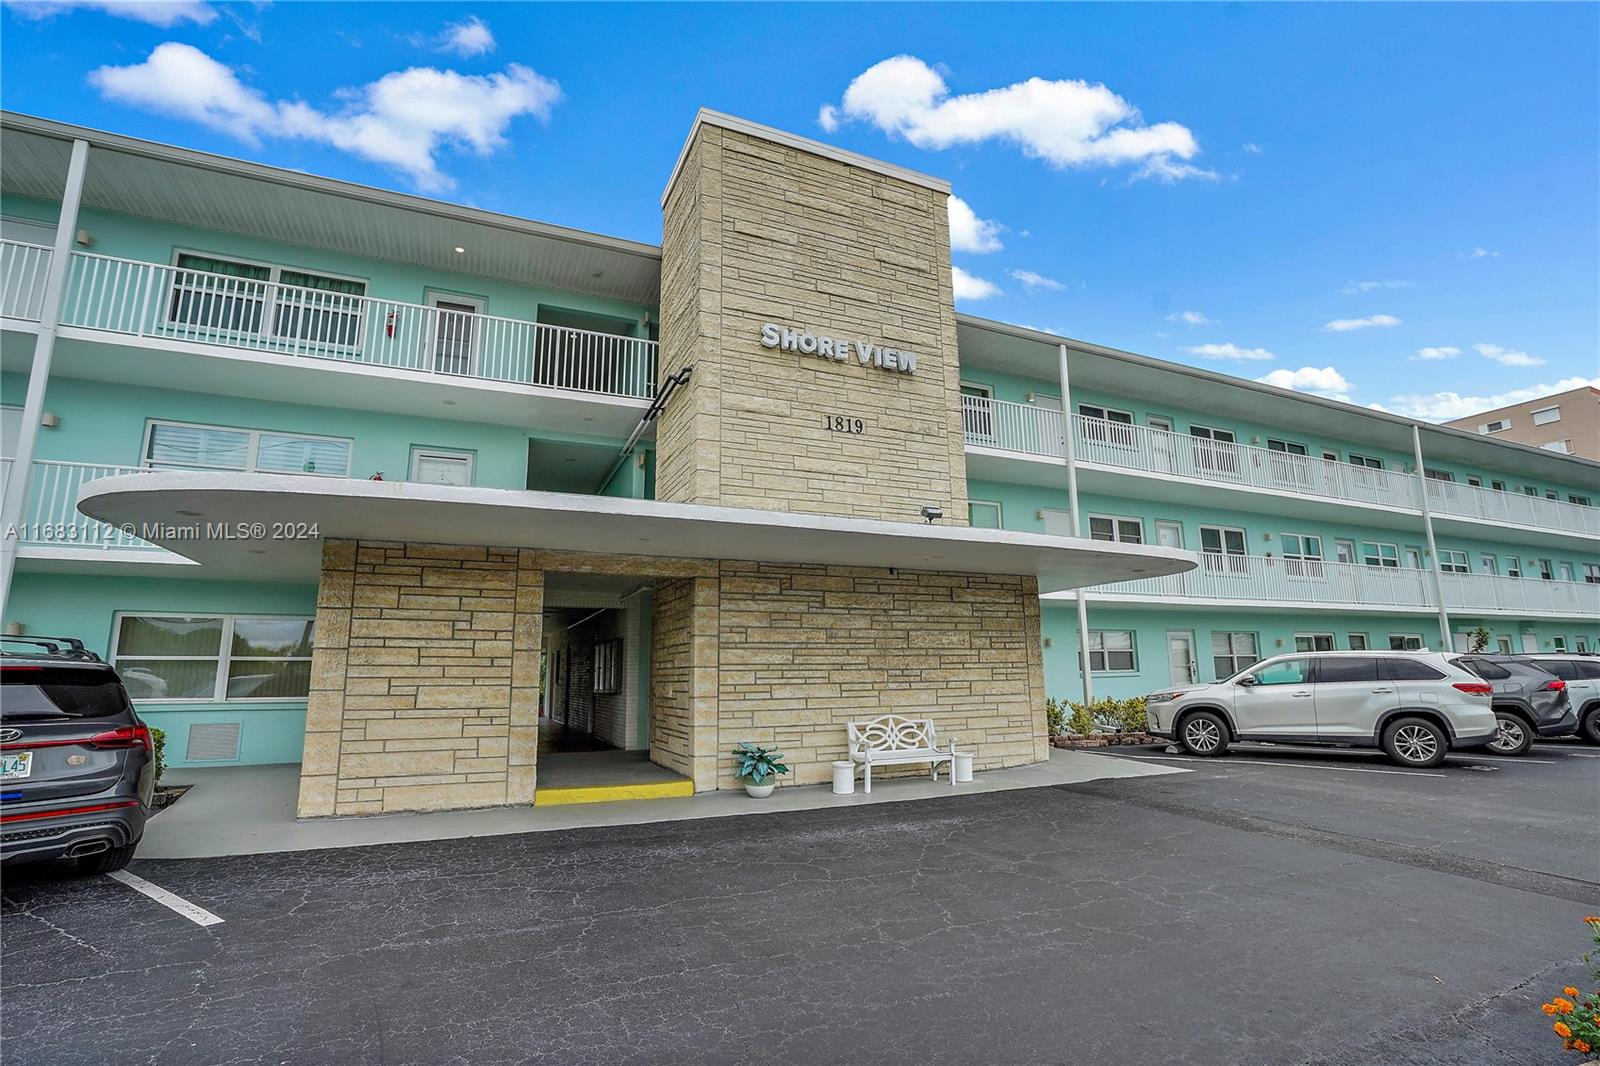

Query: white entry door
[1521,633,1539,653]
[1167,630,1197,686]
[428,294,484,375]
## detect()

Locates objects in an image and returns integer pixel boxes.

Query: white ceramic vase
[744,781,775,798]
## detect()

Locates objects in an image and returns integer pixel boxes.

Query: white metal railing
[1424,478,1600,537]
[961,397,1599,534]
[1,240,51,321]
[44,249,656,399]
[1081,552,1600,617]
[0,459,162,551]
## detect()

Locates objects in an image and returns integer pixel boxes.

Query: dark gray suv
[0,636,154,875]
[1450,655,1575,756]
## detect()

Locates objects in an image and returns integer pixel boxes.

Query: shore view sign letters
[759,322,918,375]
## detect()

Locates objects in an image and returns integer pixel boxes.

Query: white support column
[1057,343,1093,705]
[1411,425,1455,652]
[0,138,89,622]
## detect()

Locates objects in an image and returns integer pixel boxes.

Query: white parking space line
[1464,755,1556,764]
[106,870,223,927]
[1104,752,1449,778]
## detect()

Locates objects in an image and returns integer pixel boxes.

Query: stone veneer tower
[656,111,971,524]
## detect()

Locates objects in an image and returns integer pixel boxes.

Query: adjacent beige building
[1445,385,1600,460]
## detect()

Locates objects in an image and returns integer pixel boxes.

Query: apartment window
[1147,415,1174,433]
[1552,636,1568,653]
[1535,559,1555,581]
[1531,405,1561,425]
[409,448,475,486]
[1584,564,1600,585]
[1545,490,1560,501]
[1280,533,1323,577]
[1321,450,1340,462]
[1078,404,1135,445]
[1087,630,1137,673]
[112,613,315,702]
[592,638,622,695]
[1211,632,1259,679]
[1424,468,1455,483]
[1522,485,1539,497]
[1478,419,1510,434]
[960,384,994,439]
[1347,633,1369,651]
[1334,539,1357,565]
[1348,453,1383,470]
[1199,525,1248,574]
[1088,515,1143,543]
[144,421,353,478]
[1361,541,1400,569]
[1506,555,1522,578]
[1541,440,1573,454]
[1437,550,1469,574]
[1266,439,1308,455]
[1490,480,1506,492]
[169,252,366,346]
[967,500,1003,529]
[1466,476,1482,488]
[1294,633,1335,653]
[1570,495,1593,507]
[1388,634,1424,651]
[1189,425,1239,475]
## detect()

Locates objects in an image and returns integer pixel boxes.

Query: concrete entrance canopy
[75,471,1196,590]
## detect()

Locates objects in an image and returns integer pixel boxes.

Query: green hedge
[1048,696,1149,736]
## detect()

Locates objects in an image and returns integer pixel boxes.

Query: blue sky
[3,1,1595,420]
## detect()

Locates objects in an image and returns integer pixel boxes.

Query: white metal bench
[846,715,956,793]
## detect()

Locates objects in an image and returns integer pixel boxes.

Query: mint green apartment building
[2,109,1595,789]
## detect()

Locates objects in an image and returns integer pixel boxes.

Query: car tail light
[87,724,152,751]
[1452,682,1493,695]
[1543,679,1566,691]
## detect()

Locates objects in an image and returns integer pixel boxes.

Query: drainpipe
[593,364,693,495]
[0,139,89,622]
[1058,343,1094,706]
[1411,425,1455,651]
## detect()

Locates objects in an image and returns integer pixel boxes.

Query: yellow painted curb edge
[535,780,696,806]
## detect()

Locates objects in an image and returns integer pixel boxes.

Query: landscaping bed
[1050,732,1158,749]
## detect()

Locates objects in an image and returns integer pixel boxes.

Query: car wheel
[1178,711,1230,757]
[73,843,137,877]
[1580,709,1600,746]
[1382,716,1448,769]
[1486,712,1533,756]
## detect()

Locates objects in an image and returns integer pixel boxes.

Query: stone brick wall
[297,540,543,817]
[649,576,721,790]
[713,562,1047,789]
[658,120,969,526]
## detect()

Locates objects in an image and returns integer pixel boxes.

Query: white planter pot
[744,781,776,798]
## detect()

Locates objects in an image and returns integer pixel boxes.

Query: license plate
[1,752,32,780]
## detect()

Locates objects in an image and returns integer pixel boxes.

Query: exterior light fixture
[453,246,466,254]
[920,505,943,523]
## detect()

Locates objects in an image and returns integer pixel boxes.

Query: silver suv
[1144,651,1499,768]
[1513,654,1600,745]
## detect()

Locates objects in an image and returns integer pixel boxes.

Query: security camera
[920,505,943,524]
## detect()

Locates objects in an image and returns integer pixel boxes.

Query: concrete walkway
[147,750,1187,859]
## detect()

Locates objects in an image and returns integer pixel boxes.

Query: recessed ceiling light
[177,510,202,517]
[453,246,466,254]
[443,400,456,406]
[1131,568,1148,573]
[591,270,603,278]
[563,457,577,463]
[581,416,594,422]
[248,549,267,555]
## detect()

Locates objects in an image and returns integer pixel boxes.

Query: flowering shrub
[1542,917,1600,1057]
[1067,696,1149,734]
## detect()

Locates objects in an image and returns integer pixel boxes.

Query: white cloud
[1243,142,1262,155]
[821,54,1213,181]
[1008,269,1063,291]
[1385,377,1599,422]
[1324,313,1401,332]
[3,0,214,25]
[1412,346,1461,361]
[1187,342,1274,362]
[1474,343,1544,367]
[1341,279,1414,294]
[1166,309,1213,325]
[947,195,1003,253]
[438,16,495,57]
[1255,365,1356,403]
[89,43,559,192]
[1466,246,1500,260]
[951,265,1001,301]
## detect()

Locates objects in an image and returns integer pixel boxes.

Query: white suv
[1144,651,1499,768]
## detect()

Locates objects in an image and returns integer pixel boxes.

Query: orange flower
[1565,986,1581,997]
[1544,1003,1558,1015]
[1554,1021,1573,1039]
[1577,1040,1593,1055]
[1584,916,1600,923]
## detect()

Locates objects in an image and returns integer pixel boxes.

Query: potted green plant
[731,741,789,798]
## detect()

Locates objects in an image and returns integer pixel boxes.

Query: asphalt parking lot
[3,741,1596,1066]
